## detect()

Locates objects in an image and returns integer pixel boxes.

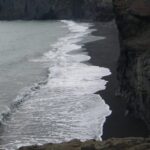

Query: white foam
[0,20,111,150]
[46,64,110,95]
[61,20,90,33]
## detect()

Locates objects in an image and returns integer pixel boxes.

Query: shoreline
[85,21,148,140]
[0,20,113,150]
[0,20,148,150]
[16,20,149,150]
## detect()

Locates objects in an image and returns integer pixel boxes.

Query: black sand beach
[85,21,148,140]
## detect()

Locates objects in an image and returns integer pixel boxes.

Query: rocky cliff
[0,0,113,21]
[19,138,150,150]
[113,0,150,131]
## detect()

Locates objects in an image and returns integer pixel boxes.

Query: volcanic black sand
[84,21,148,140]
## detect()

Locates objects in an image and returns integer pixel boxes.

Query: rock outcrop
[0,0,113,21]
[18,138,150,150]
[113,0,150,131]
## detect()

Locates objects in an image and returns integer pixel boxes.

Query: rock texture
[0,0,113,21]
[113,0,150,130]
[18,138,150,150]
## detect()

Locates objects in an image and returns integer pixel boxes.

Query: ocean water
[0,20,111,150]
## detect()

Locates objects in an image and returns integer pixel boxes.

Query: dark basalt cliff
[0,0,113,21]
[113,0,150,131]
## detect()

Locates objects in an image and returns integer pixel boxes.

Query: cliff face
[0,0,113,21]
[113,0,150,130]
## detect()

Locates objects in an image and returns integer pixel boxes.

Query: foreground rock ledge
[19,138,150,150]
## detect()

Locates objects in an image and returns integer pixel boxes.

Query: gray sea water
[0,20,111,150]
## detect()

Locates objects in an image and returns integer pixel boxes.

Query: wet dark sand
[85,21,148,140]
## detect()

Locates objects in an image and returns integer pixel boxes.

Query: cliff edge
[19,138,150,150]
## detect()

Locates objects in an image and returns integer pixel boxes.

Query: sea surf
[0,20,111,150]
